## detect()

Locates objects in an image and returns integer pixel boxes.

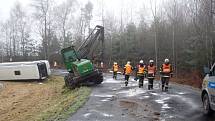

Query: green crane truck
[61,25,104,89]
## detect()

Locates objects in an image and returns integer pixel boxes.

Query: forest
[0,0,214,77]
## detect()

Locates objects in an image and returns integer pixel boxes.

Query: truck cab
[202,63,215,114]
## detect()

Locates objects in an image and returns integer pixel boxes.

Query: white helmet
[164,58,169,63]
[114,62,117,65]
[149,60,154,63]
[127,61,131,64]
[139,60,144,64]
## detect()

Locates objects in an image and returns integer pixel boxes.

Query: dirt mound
[171,70,203,88]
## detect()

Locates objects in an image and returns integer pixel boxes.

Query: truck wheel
[64,74,70,87]
[96,74,103,84]
[203,94,213,115]
[64,73,76,89]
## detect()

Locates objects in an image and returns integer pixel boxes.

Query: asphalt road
[52,69,215,121]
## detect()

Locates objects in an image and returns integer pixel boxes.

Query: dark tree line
[104,0,215,77]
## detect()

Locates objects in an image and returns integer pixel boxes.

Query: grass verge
[33,76,92,121]
[0,76,91,121]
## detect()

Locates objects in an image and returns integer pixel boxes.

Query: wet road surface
[52,70,215,121]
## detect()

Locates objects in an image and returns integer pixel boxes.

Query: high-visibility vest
[124,64,132,75]
[162,64,171,73]
[148,65,156,74]
[138,66,145,74]
[113,64,118,72]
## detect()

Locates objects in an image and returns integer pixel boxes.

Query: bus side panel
[0,65,40,80]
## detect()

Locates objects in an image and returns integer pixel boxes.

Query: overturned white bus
[0,60,51,81]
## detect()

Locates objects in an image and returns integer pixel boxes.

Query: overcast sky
[0,0,156,24]
[0,0,30,20]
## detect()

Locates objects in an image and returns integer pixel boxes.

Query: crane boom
[77,25,104,60]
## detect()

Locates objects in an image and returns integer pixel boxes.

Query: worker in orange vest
[147,60,156,90]
[124,61,133,86]
[137,60,146,88]
[112,62,119,79]
[160,58,173,91]
[134,63,140,81]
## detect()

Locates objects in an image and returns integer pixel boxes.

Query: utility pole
[101,0,105,64]
[154,0,158,68]
[80,8,85,42]
[101,0,104,27]
[172,23,175,76]
[210,0,215,66]
[120,0,123,63]
[150,0,158,67]
[172,0,176,77]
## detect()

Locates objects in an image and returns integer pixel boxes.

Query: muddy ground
[0,80,55,121]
